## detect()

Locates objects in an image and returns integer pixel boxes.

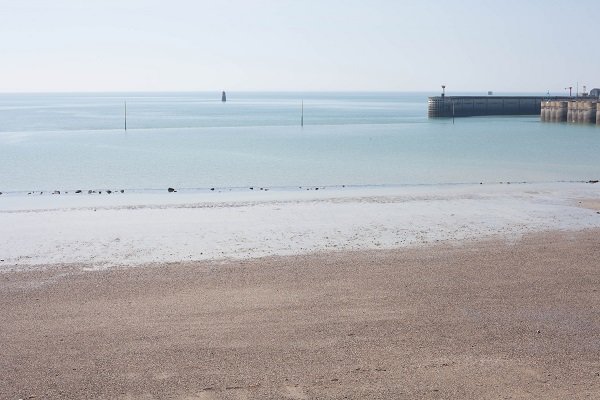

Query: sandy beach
[3,0,600,398]
[2,182,600,268]
[2,183,600,398]
[1,229,600,399]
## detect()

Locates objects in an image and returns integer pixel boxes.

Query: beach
[2,93,600,398]
[1,182,600,398]
[2,229,600,399]
[2,182,600,269]
[3,0,600,397]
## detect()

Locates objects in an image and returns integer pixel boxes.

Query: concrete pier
[567,101,577,123]
[555,101,567,122]
[542,99,598,124]
[582,101,597,124]
[541,101,568,122]
[428,96,570,118]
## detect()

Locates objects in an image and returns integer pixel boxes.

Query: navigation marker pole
[452,101,455,124]
[301,100,304,127]
[124,101,127,131]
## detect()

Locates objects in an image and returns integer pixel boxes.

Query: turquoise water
[1,92,599,192]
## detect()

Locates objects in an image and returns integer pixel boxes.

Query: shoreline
[2,181,600,270]
[2,230,600,398]
[1,178,597,196]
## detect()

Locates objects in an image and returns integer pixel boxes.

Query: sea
[1,92,599,193]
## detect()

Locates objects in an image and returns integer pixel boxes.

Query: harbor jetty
[428,95,571,118]
[541,99,599,124]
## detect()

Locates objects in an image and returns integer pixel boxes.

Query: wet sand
[2,230,600,399]
[3,182,600,267]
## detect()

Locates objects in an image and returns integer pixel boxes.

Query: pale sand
[580,199,600,212]
[3,182,600,268]
[2,230,600,399]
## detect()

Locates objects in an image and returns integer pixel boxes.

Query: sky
[1,0,598,93]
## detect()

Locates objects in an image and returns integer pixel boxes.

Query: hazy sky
[1,0,598,93]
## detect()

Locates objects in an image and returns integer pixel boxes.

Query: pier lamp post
[565,86,573,97]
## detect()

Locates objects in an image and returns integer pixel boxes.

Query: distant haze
[1,0,598,93]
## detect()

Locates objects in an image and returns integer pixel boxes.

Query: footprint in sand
[156,372,177,380]
[283,385,308,399]
[192,387,251,400]
[194,391,217,400]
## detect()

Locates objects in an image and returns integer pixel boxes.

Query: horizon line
[0,89,562,95]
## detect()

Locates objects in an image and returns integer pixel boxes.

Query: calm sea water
[1,92,599,192]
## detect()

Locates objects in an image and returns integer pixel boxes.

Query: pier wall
[541,99,598,124]
[427,96,570,118]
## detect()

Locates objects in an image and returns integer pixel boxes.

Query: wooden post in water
[301,100,304,127]
[124,101,127,131]
[452,101,455,124]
